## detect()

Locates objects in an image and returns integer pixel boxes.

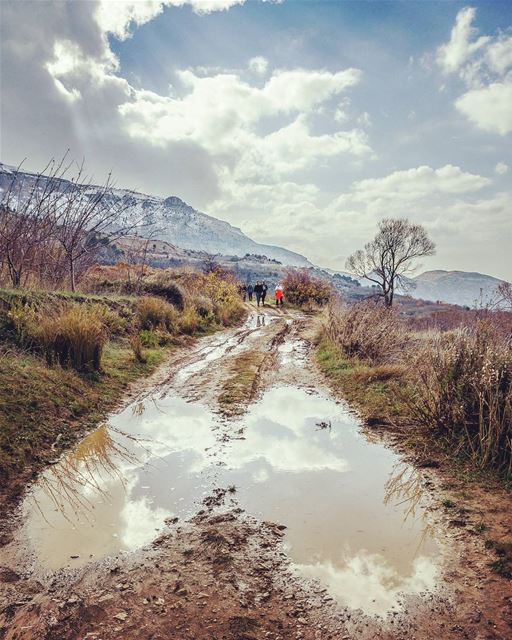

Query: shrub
[326,300,408,364]
[282,269,332,308]
[178,305,201,335]
[38,306,106,372]
[405,320,512,475]
[137,296,179,333]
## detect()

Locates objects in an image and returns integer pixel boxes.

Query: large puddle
[18,364,441,616]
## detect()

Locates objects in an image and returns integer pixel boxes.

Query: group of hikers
[240,280,284,306]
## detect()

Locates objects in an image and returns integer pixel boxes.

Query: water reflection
[20,384,439,614]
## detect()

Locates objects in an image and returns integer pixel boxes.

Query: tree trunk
[69,256,76,292]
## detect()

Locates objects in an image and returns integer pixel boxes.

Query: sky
[1,0,511,279]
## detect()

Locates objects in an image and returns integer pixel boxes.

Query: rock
[70,555,80,559]
[176,588,188,597]
[113,611,128,622]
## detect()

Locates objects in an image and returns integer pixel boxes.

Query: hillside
[411,270,505,307]
[0,163,311,267]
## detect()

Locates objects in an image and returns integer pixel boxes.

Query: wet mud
[1,307,511,639]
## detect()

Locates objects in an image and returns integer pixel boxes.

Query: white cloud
[248,55,268,75]
[347,164,490,203]
[95,0,246,40]
[436,7,512,135]
[436,7,489,76]
[455,80,512,135]
[495,161,509,175]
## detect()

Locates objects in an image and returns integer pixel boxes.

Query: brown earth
[0,306,511,639]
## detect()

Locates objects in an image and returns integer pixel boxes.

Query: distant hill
[411,270,506,307]
[0,163,312,268]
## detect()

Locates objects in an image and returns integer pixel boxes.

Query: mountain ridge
[0,163,312,268]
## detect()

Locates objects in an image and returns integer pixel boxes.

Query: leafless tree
[0,157,70,287]
[497,281,512,310]
[346,218,435,307]
[50,163,139,291]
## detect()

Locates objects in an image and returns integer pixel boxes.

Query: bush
[178,305,201,335]
[137,296,179,333]
[38,306,106,372]
[282,269,332,308]
[326,300,408,364]
[405,320,512,475]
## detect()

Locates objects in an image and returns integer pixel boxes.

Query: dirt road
[1,307,511,639]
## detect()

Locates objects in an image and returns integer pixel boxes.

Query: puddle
[16,377,440,616]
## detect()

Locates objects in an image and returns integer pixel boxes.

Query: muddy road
[1,308,511,639]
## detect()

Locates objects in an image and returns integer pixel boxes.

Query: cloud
[455,80,512,135]
[495,162,509,175]
[436,7,489,76]
[248,55,269,75]
[436,7,512,135]
[95,0,247,40]
[120,65,368,189]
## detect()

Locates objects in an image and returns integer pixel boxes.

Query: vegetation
[346,218,435,306]
[318,299,512,479]
[282,269,332,309]
[0,264,247,497]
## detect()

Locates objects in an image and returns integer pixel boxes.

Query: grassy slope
[0,340,167,501]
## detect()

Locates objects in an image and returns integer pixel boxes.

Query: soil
[1,306,511,639]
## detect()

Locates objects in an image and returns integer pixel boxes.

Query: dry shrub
[405,320,512,475]
[180,270,246,327]
[326,300,408,364]
[178,305,201,335]
[137,296,179,333]
[282,269,332,308]
[38,305,106,372]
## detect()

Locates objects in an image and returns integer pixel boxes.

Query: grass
[0,340,167,500]
[485,540,512,578]
[0,267,249,503]
[315,333,405,425]
[218,350,266,415]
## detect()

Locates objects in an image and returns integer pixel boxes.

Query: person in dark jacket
[254,281,263,306]
[261,281,268,305]
[247,283,254,302]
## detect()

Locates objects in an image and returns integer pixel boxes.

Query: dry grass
[137,295,179,332]
[320,300,512,478]
[326,300,408,364]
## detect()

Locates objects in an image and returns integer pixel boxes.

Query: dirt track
[1,306,511,639]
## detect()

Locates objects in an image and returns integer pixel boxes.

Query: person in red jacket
[275,284,284,306]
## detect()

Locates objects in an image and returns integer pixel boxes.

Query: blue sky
[1,1,511,278]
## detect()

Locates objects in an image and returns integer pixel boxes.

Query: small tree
[346,218,435,307]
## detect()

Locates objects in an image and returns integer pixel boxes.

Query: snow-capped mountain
[0,163,311,267]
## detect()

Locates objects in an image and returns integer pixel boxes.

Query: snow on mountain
[0,163,311,267]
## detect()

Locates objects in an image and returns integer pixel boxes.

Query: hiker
[275,284,284,306]
[261,281,268,305]
[247,283,254,302]
[254,281,263,306]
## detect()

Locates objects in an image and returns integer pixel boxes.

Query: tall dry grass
[324,300,512,476]
[38,306,106,372]
[405,321,512,475]
[326,300,408,364]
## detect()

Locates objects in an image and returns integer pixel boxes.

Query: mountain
[411,270,506,307]
[0,163,312,267]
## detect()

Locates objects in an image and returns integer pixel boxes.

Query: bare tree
[0,157,69,287]
[497,281,512,310]
[346,218,435,307]
[52,163,138,291]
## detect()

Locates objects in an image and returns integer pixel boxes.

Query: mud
[1,307,511,639]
